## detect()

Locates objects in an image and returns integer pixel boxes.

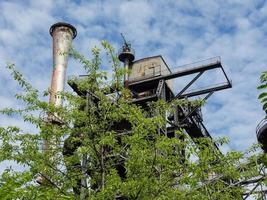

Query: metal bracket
[175,71,204,98]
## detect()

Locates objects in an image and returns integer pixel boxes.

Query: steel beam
[178,83,232,99]
[129,62,222,87]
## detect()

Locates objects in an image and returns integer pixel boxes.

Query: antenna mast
[121,33,127,45]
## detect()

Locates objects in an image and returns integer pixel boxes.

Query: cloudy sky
[0,0,266,155]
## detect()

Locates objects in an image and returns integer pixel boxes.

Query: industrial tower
[44,22,267,199]
[117,36,232,145]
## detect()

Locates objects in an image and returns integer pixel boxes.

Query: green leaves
[258,71,267,113]
[0,41,266,199]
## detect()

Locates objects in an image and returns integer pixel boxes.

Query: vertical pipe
[37,22,77,185]
[124,58,129,88]
[43,22,76,149]
[47,23,77,153]
[49,22,77,107]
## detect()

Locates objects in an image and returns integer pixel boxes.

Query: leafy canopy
[258,70,267,113]
[0,41,266,200]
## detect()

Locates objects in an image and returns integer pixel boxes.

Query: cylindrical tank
[256,118,267,152]
[49,22,77,106]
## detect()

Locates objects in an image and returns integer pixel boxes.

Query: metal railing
[118,46,135,56]
[172,56,221,73]
[129,56,221,83]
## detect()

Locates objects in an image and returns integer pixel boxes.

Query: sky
[0,0,266,156]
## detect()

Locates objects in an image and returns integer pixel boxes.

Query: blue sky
[0,0,267,155]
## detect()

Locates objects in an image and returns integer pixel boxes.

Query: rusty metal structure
[42,22,267,199]
[118,44,232,147]
[42,22,76,150]
[118,33,135,88]
[37,22,77,185]
[44,22,76,149]
[49,22,77,107]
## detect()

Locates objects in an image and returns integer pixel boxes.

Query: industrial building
[116,35,232,144]
[44,22,267,199]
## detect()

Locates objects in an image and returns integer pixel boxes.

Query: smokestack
[36,23,77,185]
[49,22,77,107]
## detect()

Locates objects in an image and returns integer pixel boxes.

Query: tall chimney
[37,23,77,185]
[49,22,77,107]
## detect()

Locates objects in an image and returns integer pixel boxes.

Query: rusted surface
[129,55,173,91]
[40,23,77,169]
[124,59,129,88]
[37,23,77,185]
[49,23,76,107]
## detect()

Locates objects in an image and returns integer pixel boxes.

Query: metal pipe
[49,22,77,107]
[124,59,129,88]
[37,22,77,185]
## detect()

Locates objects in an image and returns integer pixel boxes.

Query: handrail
[128,56,221,82]
[118,46,135,56]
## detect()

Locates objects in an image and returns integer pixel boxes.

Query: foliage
[0,41,266,200]
[258,71,267,113]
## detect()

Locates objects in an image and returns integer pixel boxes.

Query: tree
[0,41,266,200]
[258,70,267,113]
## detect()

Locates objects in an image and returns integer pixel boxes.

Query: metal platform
[129,57,232,99]
[68,57,232,153]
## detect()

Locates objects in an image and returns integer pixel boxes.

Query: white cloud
[0,0,266,157]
